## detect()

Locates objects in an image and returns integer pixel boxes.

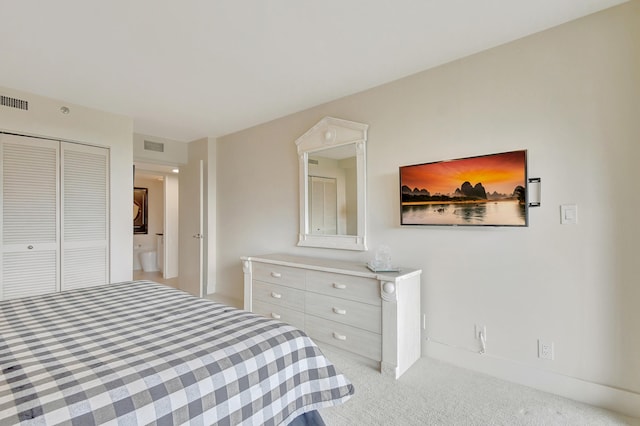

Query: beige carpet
[317,344,639,426]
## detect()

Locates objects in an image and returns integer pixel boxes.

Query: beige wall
[0,86,134,283]
[207,138,217,294]
[133,132,187,165]
[216,1,640,415]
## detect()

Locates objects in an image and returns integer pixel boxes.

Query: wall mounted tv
[400,150,528,227]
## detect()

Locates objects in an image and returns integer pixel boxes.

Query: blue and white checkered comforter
[0,281,353,425]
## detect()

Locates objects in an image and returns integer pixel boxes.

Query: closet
[0,133,109,301]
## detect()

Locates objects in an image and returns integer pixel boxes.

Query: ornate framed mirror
[296,117,368,251]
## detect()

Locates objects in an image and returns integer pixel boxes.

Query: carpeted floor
[317,344,640,426]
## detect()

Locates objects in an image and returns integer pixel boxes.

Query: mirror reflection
[308,144,357,236]
[297,116,368,251]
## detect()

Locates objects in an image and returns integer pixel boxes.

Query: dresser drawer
[305,314,381,361]
[253,300,305,330]
[253,263,305,289]
[253,281,305,311]
[305,292,381,334]
[306,270,380,306]
[244,254,422,379]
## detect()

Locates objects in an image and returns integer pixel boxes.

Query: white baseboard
[425,340,640,419]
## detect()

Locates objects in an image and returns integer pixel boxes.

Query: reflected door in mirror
[309,176,337,234]
[308,147,356,236]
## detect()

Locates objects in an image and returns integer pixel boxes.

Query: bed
[0,280,353,425]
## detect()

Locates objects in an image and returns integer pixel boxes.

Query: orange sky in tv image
[401,151,526,195]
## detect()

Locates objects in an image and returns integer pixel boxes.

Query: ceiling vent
[1,95,29,111]
[144,140,164,153]
[308,159,319,165]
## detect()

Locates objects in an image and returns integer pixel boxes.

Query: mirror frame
[296,117,368,251]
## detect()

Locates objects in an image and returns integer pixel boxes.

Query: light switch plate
[560,204,578,225]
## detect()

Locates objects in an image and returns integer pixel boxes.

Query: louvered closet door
[61,142,109,291]
[1,134,59,300]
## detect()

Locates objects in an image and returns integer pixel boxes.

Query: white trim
[425,339,640,418]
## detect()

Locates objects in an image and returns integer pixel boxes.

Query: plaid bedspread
[0,281,353,425]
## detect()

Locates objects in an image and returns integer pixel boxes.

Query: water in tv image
[400,150,527,226]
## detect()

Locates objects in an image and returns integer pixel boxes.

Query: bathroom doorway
[133,162,179,287]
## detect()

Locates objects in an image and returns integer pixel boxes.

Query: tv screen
[400,150,528,226]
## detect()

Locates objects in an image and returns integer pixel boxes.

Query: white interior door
[309,176,337,235]
[1,134,59,300]
[178,159,203,297]
[60,142,109,290]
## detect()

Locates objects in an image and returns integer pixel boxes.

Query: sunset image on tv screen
[400,150,527,226]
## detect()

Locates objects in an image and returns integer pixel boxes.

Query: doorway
[133,162,179,287]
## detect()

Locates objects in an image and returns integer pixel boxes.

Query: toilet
[133,247,143,270]
[140,250,158,272]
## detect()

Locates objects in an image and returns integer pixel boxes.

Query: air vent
[144,140,164,153]
[308,159,319,165]
[1,95,29,111]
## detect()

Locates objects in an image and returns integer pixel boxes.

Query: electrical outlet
[475,324,486,340]
[538,340,554,360]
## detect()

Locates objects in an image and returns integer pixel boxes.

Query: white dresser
[242,253,422,379]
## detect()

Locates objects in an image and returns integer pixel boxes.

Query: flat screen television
[400,150,528,227]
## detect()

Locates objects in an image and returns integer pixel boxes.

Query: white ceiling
[0,0,626,142]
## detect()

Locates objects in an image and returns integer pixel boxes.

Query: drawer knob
[332,283,347,290]
[383,282,396,294]
[271,313,281,319]
[271,292,282,299]
[332,307,347,315]
[332,332,347,341]
[271,272,282,278]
